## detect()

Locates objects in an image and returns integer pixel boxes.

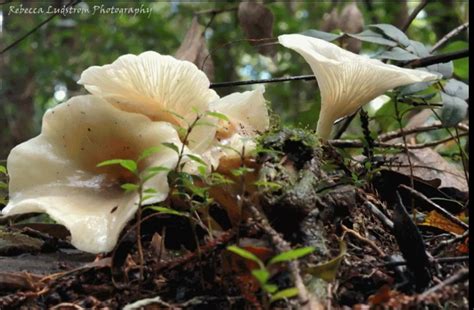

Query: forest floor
[0,128,469,309]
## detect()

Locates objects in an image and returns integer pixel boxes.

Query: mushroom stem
[316,111,334,141]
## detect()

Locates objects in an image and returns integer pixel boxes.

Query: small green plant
[0,164,7,206]
[227,245,315,306]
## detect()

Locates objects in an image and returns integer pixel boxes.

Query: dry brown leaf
[238,1,275,57]
[386,148,468,192]
[339,2,364,53]
[320,8,340,32]
[420,210,466,235]
[175,17,214,80]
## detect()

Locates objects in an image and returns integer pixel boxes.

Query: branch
[419,268,469,299]
[329,131,468,149]
[406,48,469,68]
[210,74,315,89]
[1,0,81,54]
[399,184,469,230]
[401,0,429,32]
[431,22,469,52]
[378,121,469,142]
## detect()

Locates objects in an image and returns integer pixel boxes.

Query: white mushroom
[278,34,440,140]
[78,51,218,153]
[2,95,185,253]
[206,86,270,168]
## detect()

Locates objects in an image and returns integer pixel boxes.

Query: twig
[379,255,469,267]
[246,204,322,310]
[1,0,81,54]
[401,0,429,32]
[379,121,469,142]
[399,184,469,230]
[329,131,468,149]
[418,268,468,299]
[432,230,469,255]
[405,48,469,68]
[333,112,358,139]
[341,224,386,257]
[210,74,316,89]
[431,22,469,52]
[195,6,238,15]
[365,201,394,230]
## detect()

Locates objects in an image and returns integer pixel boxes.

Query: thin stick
[399,184,469,230]
[405,48,469,68]
[341,224,386,257]
[419,268,468,299]
[401,0,429,32]
[431,22,469,52]
[379,121,469,142]
[329,131,468,149]
[1,0,81,54]
[210,74,316,89]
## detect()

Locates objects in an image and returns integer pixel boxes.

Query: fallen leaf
[339,2,364,53]
[457,237,468,254]
[238,1,275,57]
[385,148,468,192]
[175,17,214,80]
[419,210,466,235]
[304,240,346,282]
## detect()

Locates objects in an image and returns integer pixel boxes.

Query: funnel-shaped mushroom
[3,96,186,253]
[78,51,218,152]
[278,34,440,140]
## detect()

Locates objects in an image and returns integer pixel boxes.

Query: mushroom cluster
[3,33,442,254]
[3,51,270,253]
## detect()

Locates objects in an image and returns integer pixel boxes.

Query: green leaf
[143,188,158,194]
[253,180,282,191]
[146,206,187,217]
[227,246,264,267]
[164,109,185,121]
[97,159,137,173]
[399,81,433,95]
[439,92,468,127]
[263,284,279,294]
[427,61,453,79]
[443,79,468,100]
[268,247,315,265]
[347,29,397,47]
[162,142,180,154]
[206,111,230,122]
[305,241,347,282]
[194,120,217,128]
[270,288,299,302]
[231,167,254,177]
[185,154,208,166]
[0,181,7,190]
[406,40,430,57]
[251,268,270,285]
[138,146,162,162]
[301,29,343,42]
[376,47,418,61]
[0,165,6,175]
[368,24,410,46]
[121,183,139,192]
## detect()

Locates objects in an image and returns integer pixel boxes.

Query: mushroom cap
[78,51,219,152]
[278,34,440,140]
[3,95,184,253]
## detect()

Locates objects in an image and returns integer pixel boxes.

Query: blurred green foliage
[0,0,469,160]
